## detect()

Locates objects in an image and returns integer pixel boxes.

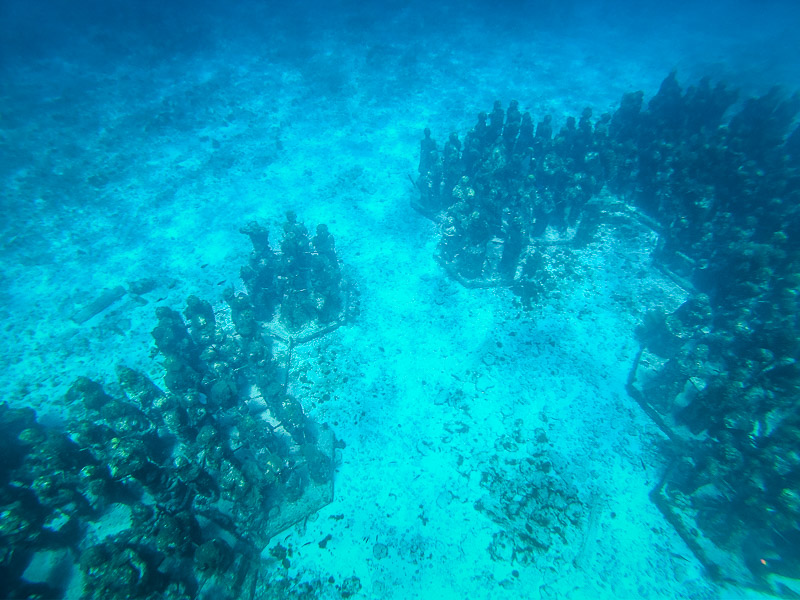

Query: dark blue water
[1,1,799,598]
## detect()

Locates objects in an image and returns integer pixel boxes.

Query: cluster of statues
[1,213,346,599]
[417,73,800,584]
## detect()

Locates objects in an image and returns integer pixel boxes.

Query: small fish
[670,552,689,562]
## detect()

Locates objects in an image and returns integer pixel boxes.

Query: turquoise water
[1,1,799,598]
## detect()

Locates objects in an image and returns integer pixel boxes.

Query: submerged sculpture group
[1,213,349,599]
[415,72,800,587]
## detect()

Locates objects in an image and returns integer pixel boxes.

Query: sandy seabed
[2,6,796,598]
